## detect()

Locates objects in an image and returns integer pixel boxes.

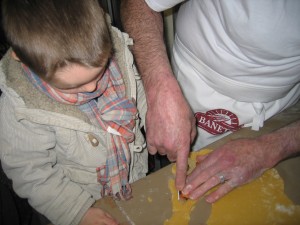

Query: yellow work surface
[95,102,300,224]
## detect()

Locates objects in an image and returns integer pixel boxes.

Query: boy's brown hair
[2,0,112,82]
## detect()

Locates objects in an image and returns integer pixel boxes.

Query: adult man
[121,0,300,202]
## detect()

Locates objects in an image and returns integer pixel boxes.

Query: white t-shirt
[146,0,300,149]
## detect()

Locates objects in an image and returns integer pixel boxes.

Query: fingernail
[206,195,217,203]
[189,195,195,200]
[182,184,192,195]
[176,183,184,190]
[206,197,213,203]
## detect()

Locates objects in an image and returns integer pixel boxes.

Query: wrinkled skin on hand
[146,76,197,190]
[120,0,197,192]
[79,207,119,225]
[182,137,278,203]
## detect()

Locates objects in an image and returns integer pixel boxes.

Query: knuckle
[211,176,219,184]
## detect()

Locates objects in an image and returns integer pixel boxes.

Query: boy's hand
[79,207,119,225]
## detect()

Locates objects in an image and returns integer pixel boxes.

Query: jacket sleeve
[0,96,95,225]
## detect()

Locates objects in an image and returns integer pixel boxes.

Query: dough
[165,149,300,225]
[164,178,198,225]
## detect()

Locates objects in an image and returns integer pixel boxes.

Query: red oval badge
[195,109,243,135]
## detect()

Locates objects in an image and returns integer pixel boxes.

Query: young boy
[0,0,148,224]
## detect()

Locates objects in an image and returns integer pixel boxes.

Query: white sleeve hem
[145,0,183,12]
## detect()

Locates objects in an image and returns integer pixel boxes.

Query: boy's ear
[11,51,20,61]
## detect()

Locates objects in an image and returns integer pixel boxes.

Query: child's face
[50,61,108,94]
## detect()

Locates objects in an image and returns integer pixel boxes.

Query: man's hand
[121,0,196,190]
[181,138,274,203]
[79,207,119,225]
[146,75,196,190]
[182,119,300,203]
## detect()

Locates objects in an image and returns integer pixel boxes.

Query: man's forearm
[120,0,174,98]
[259,120,300,168]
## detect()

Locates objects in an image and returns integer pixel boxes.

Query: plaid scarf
[22,58,137,200]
